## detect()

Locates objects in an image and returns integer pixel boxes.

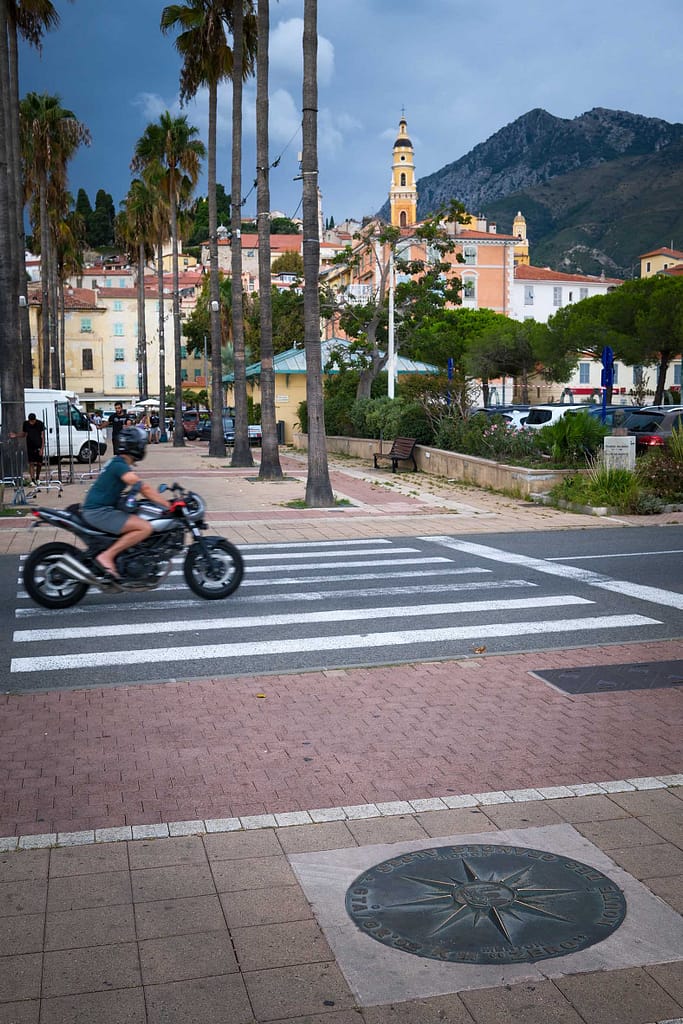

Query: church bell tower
[389,114,417,228]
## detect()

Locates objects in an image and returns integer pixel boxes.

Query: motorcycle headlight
[184,491,206,522]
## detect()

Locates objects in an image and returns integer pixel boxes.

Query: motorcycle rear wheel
[23,542,89,608]
[183,538,244,599]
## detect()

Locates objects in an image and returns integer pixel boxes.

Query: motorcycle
[23,482,244,608]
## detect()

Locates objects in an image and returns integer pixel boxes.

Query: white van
[523,405,580,430]
[23,389,107,464]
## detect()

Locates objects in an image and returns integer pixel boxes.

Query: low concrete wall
[292,433,571,497]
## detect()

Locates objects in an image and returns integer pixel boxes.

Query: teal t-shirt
[83,456,130,509]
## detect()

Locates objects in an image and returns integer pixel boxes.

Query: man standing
[108,402,131,451]
[11,413,45,484]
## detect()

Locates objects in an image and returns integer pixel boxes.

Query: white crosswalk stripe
[7,536,666,686]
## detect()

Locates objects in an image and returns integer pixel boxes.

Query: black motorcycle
[23,483,244,608]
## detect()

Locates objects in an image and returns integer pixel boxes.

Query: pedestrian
[108,402,131,451]
[149,410,161,443]
[10,412,45,485]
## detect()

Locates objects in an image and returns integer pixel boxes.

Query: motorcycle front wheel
[183,538,244,599]
[23,542,89,608]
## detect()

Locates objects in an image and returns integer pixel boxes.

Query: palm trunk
[49,237,60,388]
[137,242,148,398]
[302,0,333,506]
[207,77,225,457]
[170,189,185,446]
[39,178,50,387]
[256,0,282,480]
[7,10,30,388]
[157,234,167,439]
[230,0,253,468]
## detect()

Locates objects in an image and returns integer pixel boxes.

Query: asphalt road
[1,526,682,693]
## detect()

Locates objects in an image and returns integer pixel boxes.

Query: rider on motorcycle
[80,426,171,578]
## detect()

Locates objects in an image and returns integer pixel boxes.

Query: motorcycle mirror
[158,483,167,493]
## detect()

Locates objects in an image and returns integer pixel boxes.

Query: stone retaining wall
[292,433,571,497]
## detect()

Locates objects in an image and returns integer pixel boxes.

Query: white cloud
[269,17,334,87]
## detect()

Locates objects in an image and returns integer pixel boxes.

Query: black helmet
[117,426,147,461]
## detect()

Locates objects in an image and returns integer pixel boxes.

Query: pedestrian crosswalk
[7,536,664,691]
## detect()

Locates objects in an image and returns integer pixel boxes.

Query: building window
[115,374,125,388]
[646,262,651,272]
[579,287,588,300]
[400,172,406,186]
[180,346,187,358]
[119,278,126,287]
[181,369,188,381]
[113,300,123,312]
[114,323,124,336]
[524,286,534,305]
[463,246,477,266]
[80,317,92,333]
[612,363,619,385]
[82,348,93,371]
[553,287,562,307]
[579,362,590,385]
[462,276,476,301]
[633,365,644,386]
[194,368,202,379]
[114,347,125,361]
[105,279,112,288]
[674,362,681,386]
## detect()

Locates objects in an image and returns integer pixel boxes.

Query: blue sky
[19,0,683,227]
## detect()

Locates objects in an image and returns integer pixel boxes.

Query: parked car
[622,408,683,453]
[566,404,641,429]
[474,406,530,429]
[522,405,579,430]
[181,409,207,440]
[198,416,262,445]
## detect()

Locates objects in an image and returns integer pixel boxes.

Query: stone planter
[292,433,573,498]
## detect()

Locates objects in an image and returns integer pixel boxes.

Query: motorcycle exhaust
[53,552,101,585]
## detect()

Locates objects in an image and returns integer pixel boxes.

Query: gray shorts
[80,506,129,535]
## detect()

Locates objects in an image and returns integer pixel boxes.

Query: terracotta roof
[62,288,102,309]
[640,246,683,260]
[455,228,518,242]
[515,265,622,285]
[94,288,137,299]
[659,265,683,276]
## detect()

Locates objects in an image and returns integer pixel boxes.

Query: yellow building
[640,246,683,277]
[389,114,417,228]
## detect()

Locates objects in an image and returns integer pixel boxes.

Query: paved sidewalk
[1,443,681,1023]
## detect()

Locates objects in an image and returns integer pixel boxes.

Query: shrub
[394,401,434,445]
[535,411,607,464]
[636,447,683,500]
[550,461,642,511]
[296,399,308,434]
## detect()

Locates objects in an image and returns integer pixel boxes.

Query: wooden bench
[373,437,418,473]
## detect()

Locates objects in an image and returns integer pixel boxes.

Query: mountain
[379,108,683,278]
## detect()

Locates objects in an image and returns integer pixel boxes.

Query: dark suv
[623,408,683,453]
[181,410,209,440]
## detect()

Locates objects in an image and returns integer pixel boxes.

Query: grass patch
[284,496,354,509]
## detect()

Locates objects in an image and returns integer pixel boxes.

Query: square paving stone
[0,913,44,956]
[289,823,683,1006]
[645,961,683,1004]
[47,870,131,913]
[49,842,128,877]
[45,904,135,951]
[204,829,282,861]
[545,795,629,823]
[39,987,147,1024]
[275,821,357,855]
[42,941,141,997]
[607,790,683,817]
[346,816,429,846]
[244,961,355,1021]
[131,862,216,903]
[0,952,42,1002]
[639,815,683,847]
[459,980,586,1024]
[134,895,227,941]
[127,836,208,870]
[555,966,682,1024]
[0,1001,39,1023]
[232,919,333,971]
[139,930,238,984]
[144,973,252,1024]
[575,817,666,850]
[607,842,683,880]
[478,800,565,830]
[267,1014,362,1024]
[0,851,48,884]
[220,884,313,929]
[416,808,497,838]
[645,875,683,914]
[360,993,475,1023]
[210,854,296,893]
[0,879,46,918]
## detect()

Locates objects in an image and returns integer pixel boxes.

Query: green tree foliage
[88,188,116,246]
[75,187,93,228]
[271,250,303,276]
[465,317,544,403]
[270,216,300,234]
[187,182,230,245]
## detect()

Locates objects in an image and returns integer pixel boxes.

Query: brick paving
[0,442,681,1022]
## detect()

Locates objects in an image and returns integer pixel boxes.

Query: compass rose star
[388,856,582,945]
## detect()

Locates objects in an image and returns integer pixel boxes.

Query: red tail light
[639,434,664,447]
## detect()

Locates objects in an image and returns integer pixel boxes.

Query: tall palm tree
[20,91,90,387]
[7,1,61,391]
[255,0,282,480]
[118,175,160,400]
[229,0,254,468]
[302,0,333,505]
[132,113,205,446]
[0,0,22,436]
[161,1,256,458]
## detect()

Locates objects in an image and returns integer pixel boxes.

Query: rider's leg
[95,516,153,576]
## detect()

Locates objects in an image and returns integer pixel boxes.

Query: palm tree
[161,1,256,458]
[302,0,333,505]
[118,175,160,400]
[20,91,90,387]
[6,1,62,391]
[255,0,282,480]
[0,0,21,436]
[132,113,205,446]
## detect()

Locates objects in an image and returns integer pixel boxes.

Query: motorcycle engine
[117,550,165,581]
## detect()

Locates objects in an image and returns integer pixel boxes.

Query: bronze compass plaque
[345,843,626,964]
